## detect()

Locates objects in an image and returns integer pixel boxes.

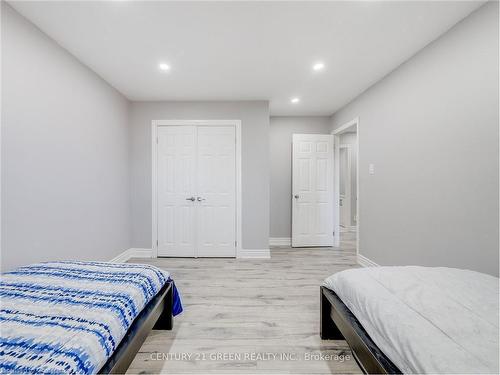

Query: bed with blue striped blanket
[0,261,182,374]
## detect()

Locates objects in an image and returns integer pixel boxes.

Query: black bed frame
[98,282,174,374]
[320,286,402,374]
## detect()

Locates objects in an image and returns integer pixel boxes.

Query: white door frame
[152,119,242,258]
[332,117,359,257]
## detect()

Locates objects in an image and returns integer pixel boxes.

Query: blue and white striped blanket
[0,261,182,374]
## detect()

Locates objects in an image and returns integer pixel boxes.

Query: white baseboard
[109,249,131,263]
[238,248,270,259]
[112,248,269,261]
[110,248,153,263]
[130,248,153,259]
[340,226,357,233]
[269,237,291,247]
[357,254,379,267]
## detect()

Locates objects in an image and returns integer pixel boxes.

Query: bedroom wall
[1,3,131,271]
[330,2,499,276]
[269,116,331,239]
[129,101,270,252]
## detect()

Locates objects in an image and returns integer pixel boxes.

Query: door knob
[197,197,206,202]
[186,197,196,202]
[294,195,300,199]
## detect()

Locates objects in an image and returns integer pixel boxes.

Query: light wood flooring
[127,235,361,374]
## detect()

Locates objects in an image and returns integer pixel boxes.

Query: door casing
[152,120,242,258]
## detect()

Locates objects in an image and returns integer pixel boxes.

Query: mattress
[323,266,499,374]
[0,261,182,374]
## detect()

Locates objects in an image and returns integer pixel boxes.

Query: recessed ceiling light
[158,63,170,71]
[313,62,325,71]
[291,97,300,104]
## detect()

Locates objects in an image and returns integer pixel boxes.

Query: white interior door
[292,134,334,247]
[157,125,236,257]
[157,126,196,256]
[197,126,236,257]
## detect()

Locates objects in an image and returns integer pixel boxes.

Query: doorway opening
[333,118,359,254]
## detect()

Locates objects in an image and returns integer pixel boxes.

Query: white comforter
[323,266,499,374]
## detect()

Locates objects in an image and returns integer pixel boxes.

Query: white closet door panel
[292,134,334,247]
[157,126,196,256]
[196,126,236,257]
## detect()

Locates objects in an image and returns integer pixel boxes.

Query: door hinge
[235,241,237,247]
[333,231,335,237]
[156,239,158,246]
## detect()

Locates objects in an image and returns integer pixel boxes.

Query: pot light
[158,63,170,71]
[291,97,300,104]
[313,62,325,71]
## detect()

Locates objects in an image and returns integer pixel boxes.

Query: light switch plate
[369,163,375,175]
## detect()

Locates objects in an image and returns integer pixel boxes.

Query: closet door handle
[186,197,196,202]
[197,197,206,202]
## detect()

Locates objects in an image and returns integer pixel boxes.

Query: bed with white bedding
[321,266,499,374]
[0,261,183,374]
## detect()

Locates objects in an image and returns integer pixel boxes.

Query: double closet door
[157,125,236,257]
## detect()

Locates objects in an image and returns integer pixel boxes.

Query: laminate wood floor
[127,240,361,374]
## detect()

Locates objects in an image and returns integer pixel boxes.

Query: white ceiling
[9,1,483,116]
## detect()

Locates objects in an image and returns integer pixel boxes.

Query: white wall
[129,101,270,251]
[331,2,499,276]
[270,116,331,238]
[1,4,131,271]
